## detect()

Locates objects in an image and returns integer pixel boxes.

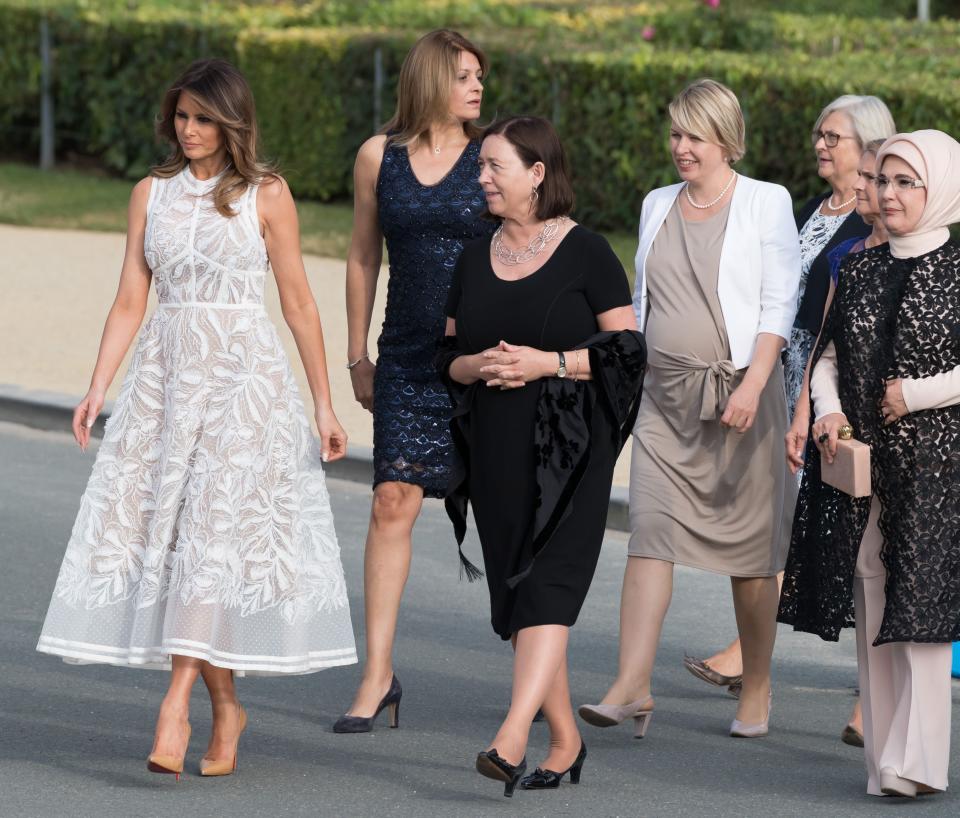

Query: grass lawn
[0,162,637,273]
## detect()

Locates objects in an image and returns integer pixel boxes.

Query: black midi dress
[444,226,635,639]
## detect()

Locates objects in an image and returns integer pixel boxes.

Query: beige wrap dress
[628,200,795,577]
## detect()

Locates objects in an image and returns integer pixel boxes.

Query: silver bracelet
[346,353,369,370]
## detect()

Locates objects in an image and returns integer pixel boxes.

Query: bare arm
[260,175,346,461]
[345,135,387,412]
[74,177,153,450]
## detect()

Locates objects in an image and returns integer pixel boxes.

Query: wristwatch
[556,351,567,379]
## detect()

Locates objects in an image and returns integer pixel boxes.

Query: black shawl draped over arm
[436,330,646,584]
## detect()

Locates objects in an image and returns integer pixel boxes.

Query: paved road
[1,420,957,817]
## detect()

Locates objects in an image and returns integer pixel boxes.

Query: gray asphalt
[1,420,956,818]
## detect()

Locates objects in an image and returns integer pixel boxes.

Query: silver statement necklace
[685,171,737,209]
[493,217,569,265]
[826,192,856,210]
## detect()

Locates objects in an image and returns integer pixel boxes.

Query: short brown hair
[482,116,574,220]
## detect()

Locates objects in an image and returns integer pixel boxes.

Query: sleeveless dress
[373,140,494,497]
[36,166,357,675]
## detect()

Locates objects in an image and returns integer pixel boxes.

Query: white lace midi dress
[37,167,357,675]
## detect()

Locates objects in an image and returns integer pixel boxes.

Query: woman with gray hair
[785,95,897,416]
[685,94,897,697]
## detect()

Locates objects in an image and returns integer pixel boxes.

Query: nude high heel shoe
[578,697,654,738]
[147,723,191,781]
[729,692,772,738]
[200,705,247,777]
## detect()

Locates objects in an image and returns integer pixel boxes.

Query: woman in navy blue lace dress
[337,29,494,731]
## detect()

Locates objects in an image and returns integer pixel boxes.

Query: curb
[0,385,629,533]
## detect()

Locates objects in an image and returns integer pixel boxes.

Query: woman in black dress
[439,117,645,795]
[338,30,494,731]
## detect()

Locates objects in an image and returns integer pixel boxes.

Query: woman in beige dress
[579,79,801,738]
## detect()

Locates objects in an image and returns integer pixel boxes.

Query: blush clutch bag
[821,438,871,497]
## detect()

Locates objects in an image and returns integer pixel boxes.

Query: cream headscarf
[876,129,960,259]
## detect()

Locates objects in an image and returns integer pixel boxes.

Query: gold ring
[838,424,854,440]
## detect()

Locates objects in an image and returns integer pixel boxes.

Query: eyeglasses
[812,130,858,148]
[875,175,926,192]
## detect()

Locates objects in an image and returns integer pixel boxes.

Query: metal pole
[551,74,561,125]
[918,0,931,22]
[40,18,55,170]
[373,47,384,133]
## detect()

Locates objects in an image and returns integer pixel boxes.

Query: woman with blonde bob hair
[36,58,357,778]
[687,93,897,705]
[580,78,801,740]
[338,29,495,732]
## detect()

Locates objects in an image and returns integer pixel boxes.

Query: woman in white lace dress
[36,59,357,779]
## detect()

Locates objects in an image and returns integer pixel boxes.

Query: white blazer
[633,174,801,369]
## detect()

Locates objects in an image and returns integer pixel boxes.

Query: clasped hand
[478,341,552,390]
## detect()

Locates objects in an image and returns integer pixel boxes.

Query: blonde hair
[153,59,275,218]
[381,29,489,149]
[668,78,746,163]
[812,95,896,149]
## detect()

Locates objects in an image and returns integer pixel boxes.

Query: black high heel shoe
[520,742,587,789]
[476,748,527,797]
[333,675,402,733]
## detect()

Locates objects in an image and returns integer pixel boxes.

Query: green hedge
[9,1,959,54]
[3,3,959,232]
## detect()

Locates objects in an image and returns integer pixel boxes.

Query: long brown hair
[153,59,275,218]
[381,29,489,149]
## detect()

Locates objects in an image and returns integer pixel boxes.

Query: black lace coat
[437,330,646,584]
[778,241,960,644]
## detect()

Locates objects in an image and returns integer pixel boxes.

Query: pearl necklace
[825,192,856,211]
[685,171,737,209]
[493,217,568,265]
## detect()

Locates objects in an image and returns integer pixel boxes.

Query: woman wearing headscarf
[779,130,960,798]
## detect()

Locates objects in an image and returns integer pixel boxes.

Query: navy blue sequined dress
[374,139,493,497]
